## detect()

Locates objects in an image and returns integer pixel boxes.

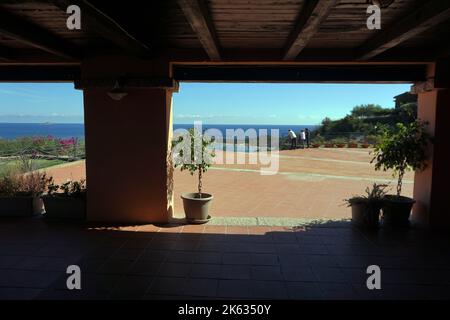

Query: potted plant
[344,183,388,229]
[0,172,33,217]
[348,141,358,148]
[324,142,335,148]
[371,120,430,227]
[42,178,87,220]
[173,128,215,224]
[0,171,50,217]
[311,135,324,148]
[361,142,370,148]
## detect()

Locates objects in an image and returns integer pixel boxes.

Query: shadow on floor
[0,216,450,300]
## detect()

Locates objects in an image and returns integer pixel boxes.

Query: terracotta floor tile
[109,275,153,299]
[220,265,251,280]
[1,218,450,300]
[157,262,191,277]
[147,277,188,296]
[222,253,251,265]
[251,265,283,281]
[251,281,288,299]
[190,264,221,279]
[217,280,253,298]
[226,226,249,235]
[203,225,226,234]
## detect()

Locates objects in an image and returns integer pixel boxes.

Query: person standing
[305,128,311,148]
[300,129,306,149]
[288,129,297,149]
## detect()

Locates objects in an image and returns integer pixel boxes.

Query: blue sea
[0,123,318,140]
[0,123,85,140]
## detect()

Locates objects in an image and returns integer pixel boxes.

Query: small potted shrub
[344,183,388,229]
[43,178,87,220]
[361,142,370,148]
[371,120,430,227]
[324,142,335,148]
[348,141,358,148]
[0,171,50,217]
[173,128,215,224]
[331,138,347,148]
[0,173,32,217]
[311,135,324,148]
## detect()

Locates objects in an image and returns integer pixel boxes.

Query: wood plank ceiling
[0,0,449,64]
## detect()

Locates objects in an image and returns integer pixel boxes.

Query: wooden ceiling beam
[0,65,80,82]
[177,0,221,61]
[283,0,339,61]
[358,0,450,60]
[0,7,81,60]
[0,44,13,61]
[50,0,151,57]
[173,65,427,83]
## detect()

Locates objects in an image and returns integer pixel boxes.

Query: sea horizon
[0,122,319,139]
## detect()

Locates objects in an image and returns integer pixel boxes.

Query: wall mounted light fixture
[107,80,128,101]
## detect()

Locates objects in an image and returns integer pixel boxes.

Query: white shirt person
[288,129,297,149]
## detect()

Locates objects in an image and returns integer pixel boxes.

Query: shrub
[344,183,389,207]
[173,128,215,197]
[371,120,430,196]
[46,178,86,198]
[0,171,51,197]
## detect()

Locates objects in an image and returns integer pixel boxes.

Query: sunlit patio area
[44,147,413,221]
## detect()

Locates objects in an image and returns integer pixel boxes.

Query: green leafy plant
[344,183,388,207]
[371,120,430,196]
[173,128,215,197]
[46,179,86,198]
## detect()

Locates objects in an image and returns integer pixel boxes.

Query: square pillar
[80,54,174,224]
[412,64,450,228]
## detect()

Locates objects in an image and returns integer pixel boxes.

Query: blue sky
[0,82,411,124]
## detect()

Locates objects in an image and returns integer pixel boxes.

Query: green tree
[371,120,430,196]
[173,128,215,197]
[351,104,392,117]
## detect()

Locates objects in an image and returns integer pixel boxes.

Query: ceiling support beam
[177,0,221,61]
[0,44,13,61]
[283,0,338,61]
[0,7,81,60]
[173,65,427,83]
[0,65,80,82]
[51,0,151,56]
[358,0,450,60]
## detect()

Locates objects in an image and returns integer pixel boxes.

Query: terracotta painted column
[80,54,174,223]
[412,64,450,228]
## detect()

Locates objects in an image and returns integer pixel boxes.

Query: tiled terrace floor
[1,218,450,300]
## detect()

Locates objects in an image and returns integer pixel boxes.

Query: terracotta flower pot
[0,196,33,217]
[351,201,382,229]
[181,193,213,224]
[43,196,86,220]
[381,195,415,227]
